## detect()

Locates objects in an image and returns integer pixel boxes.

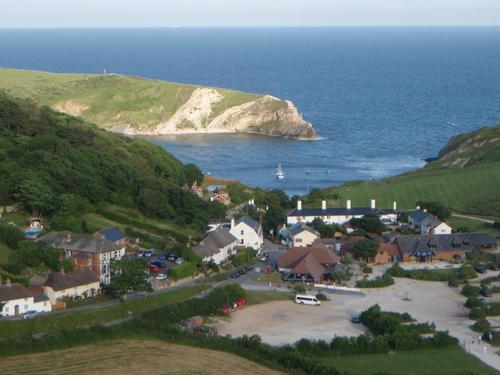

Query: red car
[221,305,232,314]
[148,264,161,273]
[235,299,246,308]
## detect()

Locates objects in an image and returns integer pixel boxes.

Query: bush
[462,284,481,298]
[465,297,482,309]
[386,264,407,277]
[356,274,394,288]
[457,265,477,281]
[472,318,491,333]
[293,284,306,294]
[170,261,198,280]
[469,307,486,320]
[363,266,373,274]
[448,275,459,287]
[316,293,328,301]
[232,248,257,267]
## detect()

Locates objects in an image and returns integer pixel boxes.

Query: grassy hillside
[324,125,500,219]
[0,339,284,375]
[0,67,261,132]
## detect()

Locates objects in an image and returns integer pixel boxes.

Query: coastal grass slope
[326,125,500,219]
[0,67,315,138]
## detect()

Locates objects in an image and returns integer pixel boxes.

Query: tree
[264,205,286,235]
[182,163,203,185]
[350,215,386,235]
[109,258,152,295]
[353,239,379,260]
[11,240,62,271]
[311,218,339,238]
[416,201,451,221]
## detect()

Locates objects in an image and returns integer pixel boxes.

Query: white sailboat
[275,163,286,181]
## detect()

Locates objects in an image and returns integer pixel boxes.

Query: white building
[43,269,101,305]
[282,222,320,248]
[431,222,452,235]
[287,199,399,226]
[408,208,452,235]
[0,279,51,317]
[229,216,263,251]
[193,228,238,265]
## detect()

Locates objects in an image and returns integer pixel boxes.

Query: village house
[193,228,238,265]
[408,208,452,235]
[0,278,51,317]
[281,222,320,248]
[210,189,231,205]
[277,244,338,283]
[38,231,126,284]
[287,199,399,226]
[396,233,497,262]
[42,269,101,305]
[95,227,128,258]
[229,216,263,251]
[340,236,400,264]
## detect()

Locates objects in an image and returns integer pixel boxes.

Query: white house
[282,222,320,248]
[287,199,399,226]
[193,228,238,265]
[0,279,51,317]
[229,216,263,251]
[408,208,452,235]
[43,269,101,305]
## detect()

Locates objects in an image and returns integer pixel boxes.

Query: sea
[1,27,500,196]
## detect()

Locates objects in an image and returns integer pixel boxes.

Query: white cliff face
[151,90,316,139]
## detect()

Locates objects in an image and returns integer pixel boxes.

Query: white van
[295,294,321,306]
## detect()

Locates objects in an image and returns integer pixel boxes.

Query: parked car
[168,254,177,262]
[230,272,240,278]
[259,255,268,262]
[159,253,170,261]
[175,257,184,265]
[150,260,166,269]
[482,289,493,297]
[156,273,168,280]
[148,264,161,273]
[22,310,39,319]
[476,265,487,274]
[351,315,361,324]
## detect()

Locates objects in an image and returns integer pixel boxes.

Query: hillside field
[0,340,283,375]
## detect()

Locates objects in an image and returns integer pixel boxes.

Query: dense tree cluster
[416,200,451,221]
[0,93,224,232]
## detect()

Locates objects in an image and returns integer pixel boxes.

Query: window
[240,230,244,235]
[296,239,303,243]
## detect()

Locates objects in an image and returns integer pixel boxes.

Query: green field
[447,216,500,238]
[0,67,259,132]
[0,285,206,339]
[326,162,500,218]
[317,347,499,375]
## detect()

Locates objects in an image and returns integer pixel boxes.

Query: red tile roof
[291,253,325,281]
[278,246,338,269]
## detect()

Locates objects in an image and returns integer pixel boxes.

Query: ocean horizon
[1,27,499,195]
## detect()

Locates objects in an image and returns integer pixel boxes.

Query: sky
[0,0,499,28]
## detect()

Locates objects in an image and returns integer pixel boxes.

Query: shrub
[386,264,407,277]
[170,261,198,280]
[469,307,486,320]
[457,265,477,281]
[293,284,306,293]
[447,275,459,287]
[232,248,257,267]
[363,266,373,274]
[472,318,491,333]
[462,284,481,297]
[465,297,482,309]
[316,293,328,301]
[356,274,394,288]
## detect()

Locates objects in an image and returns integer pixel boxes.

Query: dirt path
[0,339,283,375]
[452,213,495,224]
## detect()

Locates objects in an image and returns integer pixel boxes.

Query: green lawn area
[0,285,207,339]
[245,291,293,306]
[447,216,500,238]
[317,347,499,375]
[326,162,500,218]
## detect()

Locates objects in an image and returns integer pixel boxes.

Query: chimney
[65,233,72,243]
[346,199,352,210]
[321,200,326,210]
[5,278,11,287]
[371,199,376,209]
[423,208,428,213]
[231,217,235,229]
[416,205,421,210]
[297,200,302,210]
[393,201,397,210]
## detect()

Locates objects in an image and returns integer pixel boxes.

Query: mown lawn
[0,285,207,339]
[245,291,293,306]
[447,216,500,238]
[327,162,500,218]
[317,347,499,375]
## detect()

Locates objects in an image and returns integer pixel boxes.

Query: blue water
[1,27,500,195]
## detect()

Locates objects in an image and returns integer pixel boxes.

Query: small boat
[325,169,331,175]
[275,163,285,181]
[305,167,312,175]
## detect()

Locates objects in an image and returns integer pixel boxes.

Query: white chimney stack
[371,199,376,209]
[297,200,302,210]
[321,200,326,210]
[393,201,397,210]
[423,208,427,213]
[231,217,235,229]
[416,205,421,210]
[346,199,352,210]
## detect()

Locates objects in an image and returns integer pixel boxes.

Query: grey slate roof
[409,209,430,223]
[193,228,237,259]
[396,233,497,256]
[44,269,100,291]
[38,231,117,253]
[0,283,32,302]
[236,217,260,233]
[420,215,442,228]
[96,227,126,243]
[288,222,319,237]
[288,207,398,217]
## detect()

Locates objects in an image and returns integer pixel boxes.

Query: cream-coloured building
[0,279,51,317]
[229,216,263,251]
[43,269,100,305]
[285,222,320,247]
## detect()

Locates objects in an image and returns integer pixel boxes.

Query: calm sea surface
[1,27,500,195]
